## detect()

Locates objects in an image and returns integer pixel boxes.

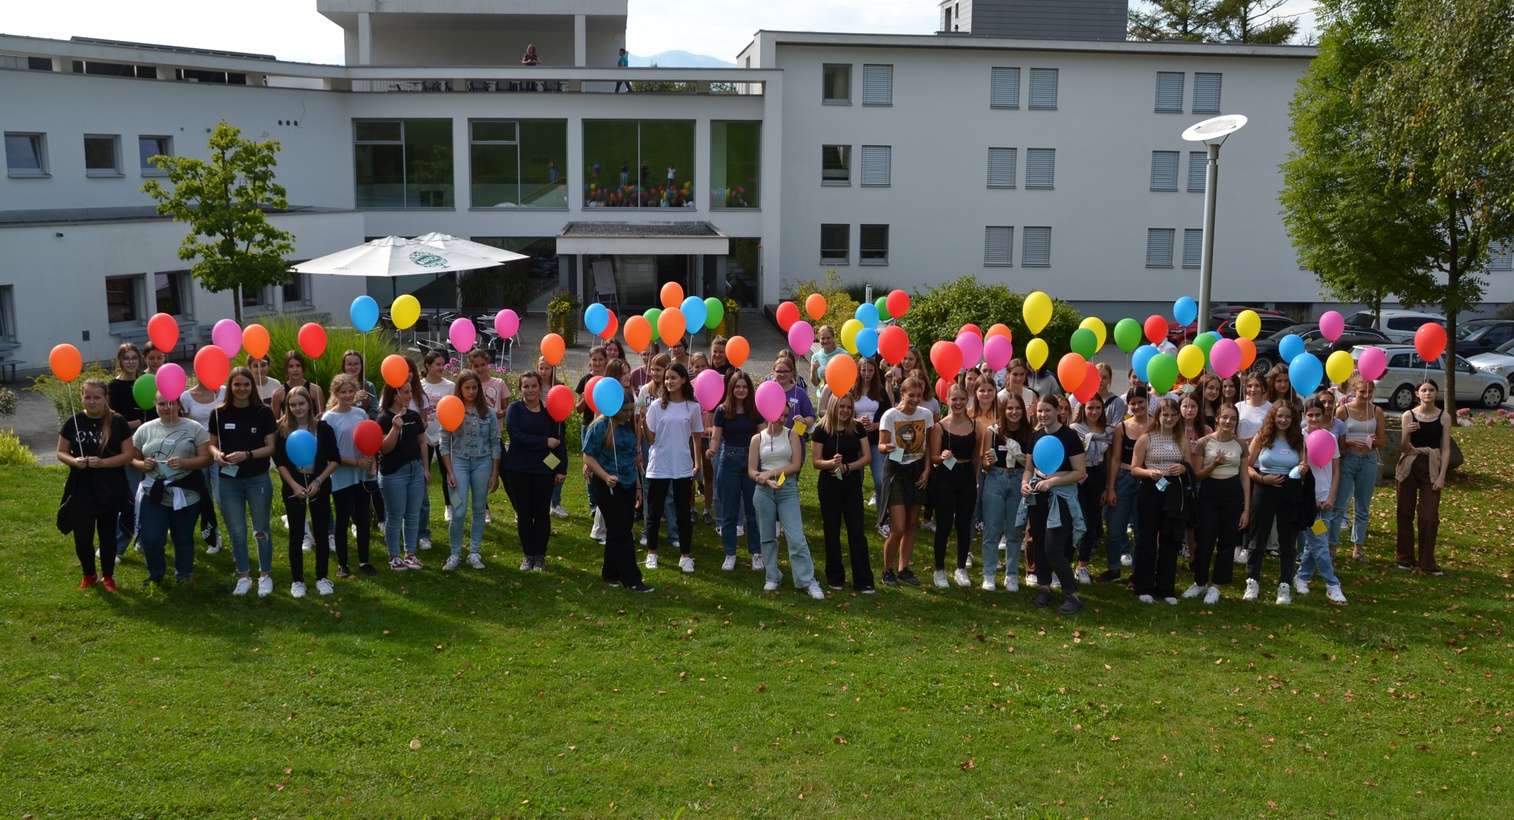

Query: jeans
[1338,450,1378,546]
[1076,462,1107,563]
[716,446,757,557]
[754,481,817,589]
[551,480,563,509]
[979,467,1024,582]
[448,455,492,556]
[1104,468,1141,570]
[868,436,886,506]
[138,499,197,582]
[379,460,426,558]
[219,472,274,575]
[1297,516,1341,587]
[421,444,447,541]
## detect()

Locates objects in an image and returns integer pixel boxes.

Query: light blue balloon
[1289,353,1323,396]
[584,302,609,336]
[1278,333,1305,363]
[1132,344,1158,383]
[854,302,880,329]
[680,295,707,333]
[1173,296,1198,327]
[1032,432,1065,472]
[350,295,380,333]
[593,376,625,417]
[286,429,317,470]
[855,327,879,358]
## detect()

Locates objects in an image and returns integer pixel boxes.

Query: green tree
[141,121,295,325]
[1128,0,1221,41]
[1211,0,1300,44]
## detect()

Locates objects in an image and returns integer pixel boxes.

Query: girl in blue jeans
[440,370,500,570]
[748,405,825,600]
[1336,376,1386,562]
[1102,387,1151,584]
[979,392,1031,591]
[1297,396,1347,602]
[209,367,279,597]
[378,380,429,571]
[708,369,761,570]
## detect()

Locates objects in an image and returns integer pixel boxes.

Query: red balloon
[147,313,179,354]
[193,345,231,390]
[298,322,327,359]
[960,323,983,338]
[930,340,963,380]
[599,310,619,340]
[775,301,800,332]
[886,289,911,319]
[585,375,603,413]
[878,325,910,366]
[935,377,951,405]
[1073,361,1100,403]
[545,384,575,422]
[353,419,383,456]
[1144,314,1168,345]
[1414,322,1447,362]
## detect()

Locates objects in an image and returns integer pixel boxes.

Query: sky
[2,0,1317,66]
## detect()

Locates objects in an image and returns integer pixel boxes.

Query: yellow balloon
[1326,350,1356,385]
[840,318,864,355]
[1023,291,1053,335]
[1235,309,1261,340]
[1177,344,1206,380]
[1026,337,1049,371]
[1079,316,1107,352]
[392,294,421,330]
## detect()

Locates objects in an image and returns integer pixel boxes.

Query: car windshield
[1455,323,1489,340]
[1495,338,1514,355]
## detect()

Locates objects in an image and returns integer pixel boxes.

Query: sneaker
[1179,546,1191,560]
[290,581,307,598]
[1057,595,1084,615]
[953,568,970,587]
[981,579,997,592]
[1243,578,1260,601]
[1397,563,1414,571]
[1293,576,1310,595]
[721,555,738,571]
[1275,583,1292,605]
[233,576,253,596]
[550,505,569,519]
[1075,566,1092,585]
[736,525,744,537]
[607,580,622,587]
[443,506,452,522]
[1234,548,1249,565]
[521,557,535,571]
[807,582,826,600]
[678,556,695,573]
[1050,575,1062,591]
[485,510,494,524]
[882,569,901,588]
[376,521,386,536]
[139,578,165,591]
[205,540,221,555]
[1326,585,1348,603]
[1426,566,1445,576]
[389,557,408,572]
[644,553,659,570]
[1181,583,1206,599]
[360,563,378,577]
[867,496,877,508]
[859,585,877,594]
[402,555,424,570]
[1025,573,1039,588]
[628,582,655,593]
[1120,553,1133,568]
[763,580,781,592]
[1094,569,1122,584]
[1352,546,1368,562]
[1032,588,1055,607]
[669,539,681,550]
[1137,594,1155,603]
[898,568,921,587]
[828,582,844,591]
[1203,586,1221,606]
[1005,576,1020,593]
[467,554,485,570]
[281,514,289,528]
[337,565,353,579]
[530,556,545,571]
[640,533,648,547]
[751,553,765,571]
[966,554,973,568]
[417,537,432,551]
[933,570,949,588]
[1164,596,1179,605]
[443,554,461,571]
[328,534,336,553]
[923,520,937,533]
[877,523,891,538]
[257,576,273,597]
[703,509,714,525]
[78,574,97,590]
[302,532,314,552]
[101,577,118,593]
[316,578,335,595]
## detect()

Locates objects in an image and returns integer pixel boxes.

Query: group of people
[58,324,1454,615]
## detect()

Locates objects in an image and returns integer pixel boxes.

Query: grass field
[2,427,1512,818]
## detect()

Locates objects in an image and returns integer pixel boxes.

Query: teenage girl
[340,349,378,419]
[209,366,278,597]
[928,383,981,588]
[1236,373,1272,443]
[1395,380,1449,575]
[689,351,717,526]
[749,404,825,600]
[1244,402,1307,604]
[583,385,653,592]
[708,369,760,569]
[642,363,703,572]
[1296,395,1347,603]
[273,385,339,597]
[179,376,224,552]
[1337,375,1386,562]
[980,392,1030,591]
[1021,394,1088,615]
[1130,397,1189,604]
[1188,403,1249,605]
[852,356,889,508]
[326,373,377,577]
[1102,386,1151,583]
[58,378,136,591]
[505,371,568,570]
[811,392,875,592]
[1070,393,1112,586]
[270,350,325,420]
[877,376,934,588]
[440,369,500,571]
[377,379,428,572]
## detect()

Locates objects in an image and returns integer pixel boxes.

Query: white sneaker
[418,537,432,551]
[1276,583,1292,606]
[551,505,569,519]
[328,534,336,553]
[1235,548,1250,565]
[1243,578,1260,601]
[933,570,949,588]
[1164,596,1179,605]
[1025,573,1039,588]
[233,576,253,596]
[484,510,492,524]
[763,580,780,591]
[640,533,648,546]
[1050,575,1062,591]
[807,582,826,600]
[443,554,461,571]
[736,525,744,537]
[519,557,534,571]
[923,520,936,532]
[281,514,289,528]
[1138,594,1155,603]
[645,553,659,570]
[1075,566,1092,585]
[878,524,891,538]
[1325,585,1347,603]
[1181,583,1206,599]
[1293,576,1310,595]
[591,510,607,541]
[721,555,737,571]
[467,553,485,570]
[1120,553,1133,568]
[981,579,997,591]
[953,568,970,587]
[1005,576,1019,593]
[376,521,386,535]
[679,555,695,573]
[290,581,307,598]
[443,506,451,522]
[867,497,877,508]
[257,575,273,597]
[302,531,314,552]
[1203,586,1220,605]
[316,578,335,596]
[751,553,765,571]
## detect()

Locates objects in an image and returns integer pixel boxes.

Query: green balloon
[703,297,724,330]
[133,373,157,410]
[1194,331,1219,356]
[1113,318,1144,353]
[644,308,662,341]
[875,296,891,321]
[1069,328,1098,360]
[1146,352,1179,394]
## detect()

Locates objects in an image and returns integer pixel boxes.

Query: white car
[1468,338,1514,383]
[1344,310,1446,344]
[1351,345,1507,410]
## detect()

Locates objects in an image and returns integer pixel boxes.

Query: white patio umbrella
[411,232,529,265]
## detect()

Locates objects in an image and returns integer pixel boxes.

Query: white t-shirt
[179,387,225,427]
[853,394,881,429]
[421,377,455,444]
[1310,428,1338,504]
[881,405,935,465]
[645,398,704,479]
[1237,400,1272,441]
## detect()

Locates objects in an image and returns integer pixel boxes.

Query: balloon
[1069,328,1097,360]
[1358,347,1387,381]
[960,324,983,339]
[545,384,574,422]
[826,354,858,398]
[643,308,663,341]
[854,302,880,329]
[1057,353,1087,392]
[154,363,187,402]
[1177,344,1206,380]
[1235,309,1261,340]
[600,310,619,341]
[1031,433,1065,472]
[788,320,815,356]
[1325,350,1355,385]
[931,341,964,380]
[1209,338,1242,379]
[211,318,241,358]
[1194,331,1219,357]
[595,376,627,416]
[584,376,603,413]
[585,303,610,336]
[660,282,685,310]
[1023,291,1052,334]
[680,296,707,334]
[194,345,230,390]
[658,308,688,348]
[703,297,724,330]
[878,326,909,365]
[1289,353,1323,396]
[986,323,1013,342]
[855,327,879,358]
[690,370,722,411]
[775,301,800,332]
[494,308,520,339]
[805,293,827,322]
[435,395,464,432]
[886,289,911,319]
[48,344,82,382]
[1132,345,1158,382]
[1113,318,1143,353]
[350,295,380,333]
[243,323,270,360]
[299,322,328,359]
[381,354,410,388]
[624,315,653,353]
[1173,296,1198,327]
[1236,337,1257,371]
[1144,314,1168,345]
[1319,310,1344,342]
[1414,322,1446,361]
[353,419,383,456]
[1306,428,1337,469]
[956,331,983,368]
[285,429,318,470]
[148,313,179,354]
[840,319,864,354]
[1081,317,1107,353]
[133,374,157,410]
[1074,362,1100,403]
[1146,353,1179,394]
[392,294,421,330]
[983,335,1014,371]
[935,377,952,405]
[1025,338,1049,371]
[875,296,891,321]
[1278,334,1305,363]
[540,332,566,366]
[754,380,787,422]
[726,335,750,367]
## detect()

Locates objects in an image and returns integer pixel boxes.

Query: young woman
[1178,392,1210,447]
[642,363,703,572]
[1219,373,1243,408]
[853,356,890,508]
[877,376,934,588]
[583,385,653,592]
[377,379,429,571]
[130,391,212,589]
[325,373,377,577]
[709,336,731,378]
[107,343,151,555]
[1236,373,1272,443]
[810,324,840,393]
[1195,374,1225,431]
[1336,376,1385,562]
[1296,396,1347,603]
[636,353,680,551]
[273,385,339,597]
[689,351,716,526]
[505,371,568,571]
[1022,394,1088,615]
[142,342,165,375]
[400,358,437,550]
[1264,365,1298,412]
[1079,362,1126,426]
[969,374,1000,428]
[440,369,500,571]
[928,383,981,588]
[270,350,324,421]
[1396,380,1450,575]
[996,358,1038,412]
[340,350,379,419]
[179,376,224,553]
[571,346,611,521]
[58,378,136,591]
[887,346,926,400]
[1070,393,1113,585]
[709,370,761,570]
[420,350,456,526]
[248,355,278,405]
[812,393,875,592]
[1187,403,1249,605]
[771,356,816,436]
[470,348,511,417]
[1130,398,1189,604]
[603,338,626,366]
[749,404,826,600]
[1102,386,1152,583]
[1244,402,1308,604]
[980,392,1031,591]
[209,367,278,596]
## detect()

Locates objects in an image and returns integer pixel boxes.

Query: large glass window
[354,119,454,208]
[154,271,192,316]
[139,135,171,176]
[84,135,122,176]
[470,119,568,209]
[4,132,47,176]
[710,121,760,209]
[822,145,850,184]
[105,275,143,324]
[582,120,695,208]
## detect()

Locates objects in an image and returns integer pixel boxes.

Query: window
[1188,151,1207,192]
[860,145,891,187]
[1025,148,1054,189]
[1193,73,1222,113]
[862,64,893,106]
[823,64,851,104]
[990,67,1020,109]
[987,148,1017,188]
[153,271,192,317]
[5,132,48,177]
[1182,228,1204,269]
[1150,151,1179,191]
[470,119,568,209]
[1028,68,1058,110]
[1155,72,1184,113]
[1146,228,1176,267]
[711,121,761,208]
[283,273,311,306]
[1022,227,1052,267]
[1489,242,1513,271]
[821,224,850,264]
[105,274,144,324]
[984,226,1014,266]
[138,135,171,176]
[822,145,851,184]
[0,285,15,342]
[582,119,696,208]
[860,224,889,265]
[84,134,122,177]
[354,119,454,208]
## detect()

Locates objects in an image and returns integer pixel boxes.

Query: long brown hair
[659,363,695,409]
[114,343,142,379]
[218,367,264,410]
[277,384,319,437]
[995,391,1031,452]
[721,369,757,419]
[1256,401,1305,454]
[81,378,115,455]
[453,369,491,418]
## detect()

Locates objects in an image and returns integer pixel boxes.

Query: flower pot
[548,313,577,347]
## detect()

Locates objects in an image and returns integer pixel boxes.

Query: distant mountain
[628,50,735,68]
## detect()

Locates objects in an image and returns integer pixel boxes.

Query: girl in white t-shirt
[642,362,704,572]
[877,376,934,588]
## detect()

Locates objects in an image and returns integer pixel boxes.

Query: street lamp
[1181,114,1247,335]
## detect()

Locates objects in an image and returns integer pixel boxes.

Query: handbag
[56,473,77,535]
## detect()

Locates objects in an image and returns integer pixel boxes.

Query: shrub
[0,428,35,467]
[30,363,114,426]
[899,278,1082,375]
[0,386,16,417]
[787,268,861,344]
[247,317,408,395]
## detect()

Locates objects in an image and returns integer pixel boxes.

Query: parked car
[1350,344,1507,410]
[1343,309,1445,343]
[1468,337,1514,382]
[1452,318,1514,357]
[1167,305,1284,344]
[1248,324,1391,376]
[1213,314,1296,342]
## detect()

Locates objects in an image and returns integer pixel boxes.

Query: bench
[0,340,20,383]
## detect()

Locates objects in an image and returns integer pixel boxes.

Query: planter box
[548,313,578,347]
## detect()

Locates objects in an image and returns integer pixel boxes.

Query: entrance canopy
[556,221,730,256]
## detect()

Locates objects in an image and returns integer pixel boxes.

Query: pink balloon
[983,335,1014,372]
[956,330,984,368]
[449,317,476,353]
[1319,310,1344,342]
[1209,337,1242,379]
[155,362,187,402]
[788,320,815,357]
[1306,428,1337,468]
[1357,347,1387,381]
[693,369,726,411]
[212,319,242,358]
[494,309,520,339]
[754,379,788,423]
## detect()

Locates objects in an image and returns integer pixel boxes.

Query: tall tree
[1128,0,1222,42]
[1211,0,1300,44]
[141,121,295,325]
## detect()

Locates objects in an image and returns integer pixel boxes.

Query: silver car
[1468,338,1514,383]
[1351,345,1508,410]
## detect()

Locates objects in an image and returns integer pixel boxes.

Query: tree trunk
[234,284,244,326]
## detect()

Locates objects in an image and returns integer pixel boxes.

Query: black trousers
[1193,476,1242,586]
[426,443,452,508]
[1028,494,1078,593]
[646,476,693,556]
[592,475,643,586]
[284,487,332,583]
[507,470,554,558]
[1076,462,1107,563]
[931,465,977,570]
[818,471,874,590]
[195,475,219,540]
[74,508,118,577]
[332,484,371,569]
[1134,479,1180,598]
[1246,481,1298,584]
[365,478,385,527]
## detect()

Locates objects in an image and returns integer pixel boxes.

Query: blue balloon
[1032,432,1065,472]
[680,295,707,333]
[350,295,380,333]
[1289,353,1323,396]
[854,302,880,329]
[584,302,609,336]
[286,429,317,470]
[593,376,625,417]
[1278,333,1305,363]
[1132,344,1158,383]
[1173,296,1198,327]
[855,327,879,358]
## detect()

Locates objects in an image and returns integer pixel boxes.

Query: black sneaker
[1093,569,1122,584]
[359,563,379,576]
[607,580,622,588]
[1032,588,1055,608]
[1057,595,1084,615]
[337,565,353,579]
[898,568,922,587]
[858,585,876,594]
[881,569,901,588]
[828,583,845,591]
[138,577,165,591]
[627,582,655,593]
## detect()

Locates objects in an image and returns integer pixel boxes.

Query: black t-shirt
[1029,424,1085,476]
[273,422,342,490]
[575,372,597,427]
[61,412,132,513]
[377,409,425,475]
[713,406,759,448]
[107,378,155,426]
[811,422,864,463]
[209,403,278,478]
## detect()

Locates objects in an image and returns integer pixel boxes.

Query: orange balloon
[147,313,179,353]
[1236,337,1257,371]
[623,315,653,353]
[825,353,857,398]
[660,282,685,310]
[436,395,465,432]
[725,335,750,367]
[986,324,1013,342]
[49,344,83,382]
[1057,353,1087,393]
[243,323,271,360]
[805,293,828,322]
[381,354,410,388]
[540,332,566,366]
[657,308,687,348]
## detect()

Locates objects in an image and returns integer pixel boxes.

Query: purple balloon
[984,335,1014,372]
[449,317,476,353]
[693,369,726,411]
[212,319,242,358]
[1209,337,1242,379]
[788,320,815,357]
[956,330,984,367]
[155,362,187,401]
[754,379,788,423]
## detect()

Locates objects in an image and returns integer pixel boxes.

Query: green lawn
[2,428,1512,817]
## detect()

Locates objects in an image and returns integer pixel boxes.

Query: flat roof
[744,29,1317,60]
[556,221,729,254]
[0,205,351,228]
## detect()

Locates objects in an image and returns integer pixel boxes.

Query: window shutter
[1489,242,1513,271]
[1025,148,1054,189]
[821,224,849,261]
[987,148,1017,188]
[860,145,891,186]
[860,224,890,264]
[1188,151,1207,192]
[1183,228,1204,268]
[1146,228,1175,267]
[984,227,1013,266]
[1028,68,1058,109]
[1023,227,1052,267]
[1150,151,1179,191]
[990,67,1020,109]
[1193,73,1222,113]
[862,64,893,106]
[1155,72,1184,112]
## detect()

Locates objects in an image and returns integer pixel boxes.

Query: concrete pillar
[574,15,587,68]
[358,12,372,66]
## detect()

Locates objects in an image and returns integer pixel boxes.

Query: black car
[1248,324,1392,376]
[1214,314,1296,341]
[1453,319,1514,357]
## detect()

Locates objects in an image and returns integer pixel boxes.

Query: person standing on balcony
[616,48,632,93]
[521,44,541,92]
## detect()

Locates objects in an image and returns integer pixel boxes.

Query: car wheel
[1249,356,1274,377]
[1390,384,1416,411]
[1481,383,1505,409]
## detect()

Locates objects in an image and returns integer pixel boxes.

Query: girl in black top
[270,350,325,422]
[928,382,982,588]
[274,385,340,597]
[811,393,875,592]
[378,381,429,571]
[505,371,568,570]
[1022,394,1088,615]
[1396,380,1450,574]
[57,378,137,591]
[209,366,279,596]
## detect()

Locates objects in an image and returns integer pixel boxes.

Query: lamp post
[1181,114,1247,335]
